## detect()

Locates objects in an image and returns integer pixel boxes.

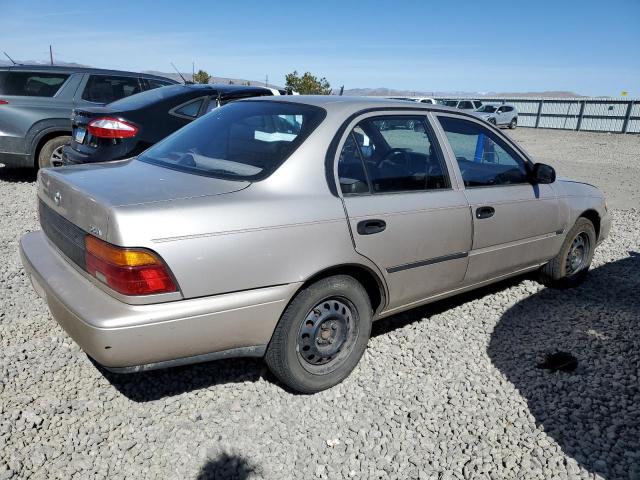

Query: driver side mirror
[531,163,556,184]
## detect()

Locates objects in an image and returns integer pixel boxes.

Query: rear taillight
[0,100,8,105]
[87,117,138,139]
[84,235,177,295]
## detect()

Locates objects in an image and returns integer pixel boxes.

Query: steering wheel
[377,148,410,169]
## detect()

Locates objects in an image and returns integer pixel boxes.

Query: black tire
[488,117,497,125]
[538,217,596,289]
[38,136,70,169]
[509,118,517,129]
[265,275,372,393]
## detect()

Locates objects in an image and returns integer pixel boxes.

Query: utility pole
[49,45,53,65]
[265,74,268,88]
[192,62,195,83]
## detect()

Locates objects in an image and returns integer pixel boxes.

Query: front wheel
[265,275,372,393]
[538,217,596,288]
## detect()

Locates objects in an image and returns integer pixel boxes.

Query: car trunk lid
[38,159,249,240]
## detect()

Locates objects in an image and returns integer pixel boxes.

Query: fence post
[622,101,633,134]
[576,100,586,131]
[535,100,544,128]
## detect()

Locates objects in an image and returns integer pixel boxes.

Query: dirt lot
[0,128,638,479]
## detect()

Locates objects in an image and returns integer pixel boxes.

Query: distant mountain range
[0,60,583,98]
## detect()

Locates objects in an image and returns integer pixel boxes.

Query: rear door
[335,112,472,312]
[435,114,562,283]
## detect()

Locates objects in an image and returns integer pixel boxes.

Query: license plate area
[74,127,86,144]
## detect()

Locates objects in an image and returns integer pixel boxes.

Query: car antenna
[3,52,19,65]
[170,62,189,84]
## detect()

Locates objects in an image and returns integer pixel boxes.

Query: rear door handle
[357,219,386,235]
[476,206,495,219]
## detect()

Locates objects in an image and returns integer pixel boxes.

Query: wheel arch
[579,209,601,240]
[29,124,72,167]
[297,263,387,317]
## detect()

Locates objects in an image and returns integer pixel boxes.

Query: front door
[435,114,562,284]
[336,113,472,312]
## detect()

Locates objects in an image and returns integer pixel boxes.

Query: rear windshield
[0,71,70,96]
[108,84,187,109]
[138,101,326,181]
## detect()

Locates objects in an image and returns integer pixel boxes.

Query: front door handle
[476,206,495,219]
[357,219,386,235]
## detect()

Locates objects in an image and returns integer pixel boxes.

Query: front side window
[438,116,529,187]
[337,116,449,194]
[139,101,325,181]
[146,78,174,90]
[0,72,69,97]
[82,75,142,103]
[477,105,498,113]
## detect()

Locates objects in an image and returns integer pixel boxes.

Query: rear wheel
[509,117,517,129]
[488,117,497,126]
[539,217,596,288]
[38,135,70,169]
[265,275,372,393]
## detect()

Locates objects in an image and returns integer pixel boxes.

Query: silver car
[20,97,611,393]
[472,103,518,128]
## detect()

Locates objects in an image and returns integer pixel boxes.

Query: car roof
[246,95,464,115]
[182,83,274,94]
[0,64,176,82]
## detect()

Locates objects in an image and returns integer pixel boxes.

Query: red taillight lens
[0,100,8,105]
[84,236,177,295]
[87,117,138,139]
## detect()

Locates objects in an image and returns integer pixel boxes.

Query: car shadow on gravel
[0,167,37,183]
[196,452,259,480]
[488,252,640,480]
[103,276,530,401]
[101,358,267,402]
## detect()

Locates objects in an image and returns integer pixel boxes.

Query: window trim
[334,112,453,197]
[433,112,534,190]
[169,96,208,120]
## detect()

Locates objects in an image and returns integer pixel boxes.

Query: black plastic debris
[537,352,578,372]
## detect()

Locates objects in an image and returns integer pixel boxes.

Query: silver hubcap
[566,232,590,275]
[297,297,357,374]
[50,146,64,166]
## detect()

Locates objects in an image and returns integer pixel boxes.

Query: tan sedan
[20,97,611,393]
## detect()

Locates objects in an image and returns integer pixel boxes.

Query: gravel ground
[1,129,639,480]
[507,128,640,209]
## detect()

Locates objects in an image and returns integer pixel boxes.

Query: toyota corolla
[20,97,611,393]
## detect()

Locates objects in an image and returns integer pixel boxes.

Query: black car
[0,65,176,169]
[61,84,277,165]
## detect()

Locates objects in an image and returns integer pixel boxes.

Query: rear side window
[172,98,204,118]
[337,116,450,195]
[82,75,142,103]
[139,101,325,181]
[0,72,69,96]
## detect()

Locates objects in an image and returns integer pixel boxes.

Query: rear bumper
[20,230,300,371]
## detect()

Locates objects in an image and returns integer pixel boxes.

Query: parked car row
[0,65,282,168]
[438,99,519,129]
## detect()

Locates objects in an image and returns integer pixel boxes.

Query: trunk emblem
[53,191,62,206]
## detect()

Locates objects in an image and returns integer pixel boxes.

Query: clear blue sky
[1,0,639,96]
